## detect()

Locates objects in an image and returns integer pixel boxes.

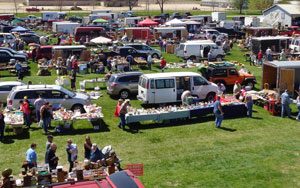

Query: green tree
[249,0,273,11]
[232,0,247,14]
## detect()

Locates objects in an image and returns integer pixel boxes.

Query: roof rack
[208,61,235,68]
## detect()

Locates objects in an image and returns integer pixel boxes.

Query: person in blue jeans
[245,95,253,118]
[280,89,291,118]
[213,96,224,128]
[119,99,130,130]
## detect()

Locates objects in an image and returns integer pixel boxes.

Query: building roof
[263,4,300,16]
[252,36,292,41]
[265,61,300,68]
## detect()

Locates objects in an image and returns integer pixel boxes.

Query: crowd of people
[23,135,121,174]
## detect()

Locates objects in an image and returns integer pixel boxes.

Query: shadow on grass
[1,130,30,144]
[126,115,244,133]
[218,127,236,132]
[52,120,110,136]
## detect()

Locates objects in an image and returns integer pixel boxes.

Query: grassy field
[0,43,300,187]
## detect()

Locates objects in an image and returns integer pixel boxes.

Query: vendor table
[190,103,247,118]
[4,111,24,135]
[126,110,190,124]
[79,78,106,91]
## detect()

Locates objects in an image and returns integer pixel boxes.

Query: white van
[290,37,300,52]
[137,72,218,104]
[176,40,224,60]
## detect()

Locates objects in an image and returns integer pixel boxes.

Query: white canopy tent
[165,18,186,27]
[90,36,112,44]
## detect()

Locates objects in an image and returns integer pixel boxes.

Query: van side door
[154,78,176,103]
[192,76,209,99]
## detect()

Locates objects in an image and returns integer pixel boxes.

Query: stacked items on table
[126,99,247,124]
[55,76,70,87]
[83,104,104,121]
[53,105,104,121]
[4,111,24,126]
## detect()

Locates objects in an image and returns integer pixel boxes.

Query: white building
[262,4,300,27]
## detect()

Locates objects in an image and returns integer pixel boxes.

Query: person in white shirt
[147,53,152,70]
[34,95,45,123]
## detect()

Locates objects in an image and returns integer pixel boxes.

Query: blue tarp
[11,26,30,33]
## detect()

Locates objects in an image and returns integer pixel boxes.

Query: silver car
[107,72,143,99]
[7,85,90,112]
[126,43,162,58]
[0,81,25,103]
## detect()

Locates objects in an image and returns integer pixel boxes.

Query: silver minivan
[7,85,90,112]
[126,43,162,58]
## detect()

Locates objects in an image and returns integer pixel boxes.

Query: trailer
[244,17,260,27]
[124,27,154,40]
[42,12,66,22]
[124,17,142,26]
[52,22,80,34]
[251,36,291,54]
[154,27,188,39]
[211,12,226,22]
[262,61,300,96]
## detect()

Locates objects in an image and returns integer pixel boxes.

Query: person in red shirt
[71,58,78,72]
[21,99,31,128]
[160,57,167,72]
[257,50,263,66]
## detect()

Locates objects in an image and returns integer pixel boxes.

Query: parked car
[138,72,218,104]
[23,15,42,22]
[0,33,16,44]
[176,40,225,61]
[213,27,245,39]
[19,33,40,44]
[7,85,91,112]
[25,7,40,12]
[200,29,228,41]
[0,49,27,63]
[126,43,161,58]
[0,81,25,103]
[170,12,182,19]
[104,46,148,59]
[0,47,28,58]
[203,62,257,88]
[107,71,143,99]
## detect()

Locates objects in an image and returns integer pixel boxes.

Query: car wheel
[188,56,196,61]
[72,104,84,113]
[206,92,216,102]
[152,53,159,58]
[216,55,223,61]
[246,82,255,89]
[119,90,130,99]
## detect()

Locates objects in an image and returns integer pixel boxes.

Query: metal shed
[262,61,300,95]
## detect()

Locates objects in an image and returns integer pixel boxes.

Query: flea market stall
[262,61,300,96]
[53,104,104,131]
[126,99,247,125]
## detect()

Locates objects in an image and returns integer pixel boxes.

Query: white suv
[7,85,90,112]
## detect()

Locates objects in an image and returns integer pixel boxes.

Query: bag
[39,120,43,128]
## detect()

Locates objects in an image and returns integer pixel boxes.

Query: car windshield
[61,87,76,97]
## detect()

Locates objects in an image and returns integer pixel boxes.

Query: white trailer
[42,12,66,21]
[124,17,142,26]
[211,12,226,22]
[52,22,81,34]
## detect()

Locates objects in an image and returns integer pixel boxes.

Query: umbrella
[11,26,30,33]
[165,18,186,27]
[138,18,159,27]
[90,36,112,44]
[92,18,108,23]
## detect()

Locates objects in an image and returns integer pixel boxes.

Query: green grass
[0,43,300,187]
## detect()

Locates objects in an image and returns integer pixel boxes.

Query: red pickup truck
[280,26,300,36]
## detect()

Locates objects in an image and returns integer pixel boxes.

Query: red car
[279,26,300,36]
[26,7,40,12]
[52,170,144,188]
